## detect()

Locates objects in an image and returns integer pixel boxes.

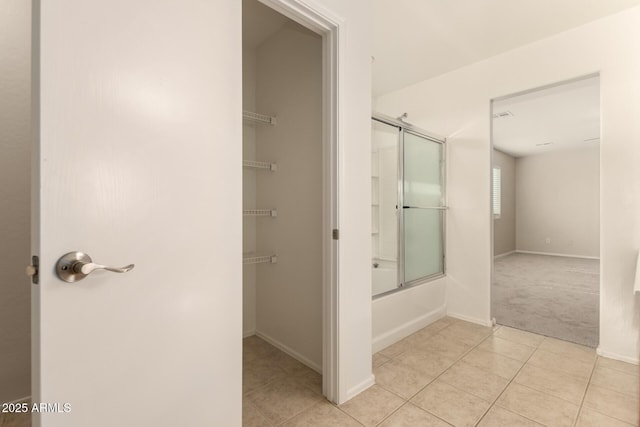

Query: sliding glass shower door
[402,131,445,285]
[371,115,445,297]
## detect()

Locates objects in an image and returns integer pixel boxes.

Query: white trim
[597,347,639,365]
[372,305,446,353]
[446,312,493,327]
[30,3,42,424]
[515,250,600,260]
[345,375,376,401]
[494,250,516,259]
[243,330,256,338]
[256,330,323,373]
[258,0,342,403]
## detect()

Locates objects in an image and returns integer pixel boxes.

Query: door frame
[257,0,341,402]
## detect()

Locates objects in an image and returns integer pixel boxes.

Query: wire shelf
[243,110,277,126]
[243,160,277,171]
[243,254,278,265]
[243,209,277,217]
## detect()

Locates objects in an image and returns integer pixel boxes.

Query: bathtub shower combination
[371,114,446,297]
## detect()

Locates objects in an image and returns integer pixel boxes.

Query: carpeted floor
[492,253,599,348]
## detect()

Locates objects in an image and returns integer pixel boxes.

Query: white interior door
[33,1,242,426]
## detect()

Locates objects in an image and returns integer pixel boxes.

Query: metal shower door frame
[372,113,447,297]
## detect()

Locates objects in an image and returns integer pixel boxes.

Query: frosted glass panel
[403,131,444,283]
[403,132,442,208]
[403,208,443,282]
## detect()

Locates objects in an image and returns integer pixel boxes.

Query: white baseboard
[372,304,446,353]
[243,329,256,338]
[515,250,599,260]
[255,330,322,374]
[446,312,493,327]
[345,374,376,403]
[596,347,639,365]
[494,250,516,259]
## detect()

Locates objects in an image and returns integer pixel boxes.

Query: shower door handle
[402,206,449,210]
[56,251,135,283]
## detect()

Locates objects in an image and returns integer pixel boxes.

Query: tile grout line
[243,339,325,426]
[271,399,319,427]
[266,377,326,425]
[243,400,275,427]
[479,333,602,425]
[471,332,545,426]
[329,396,367,427]
[334,405,367,427]
[248,346,366,426]
[375,321,498,426]
[574,358,640,426]
[371,320,463,426]
[242,365,287,401]
[571,357,598,427]
[370,321,596,427]
[371,401,409,427]
[372,321,611,427]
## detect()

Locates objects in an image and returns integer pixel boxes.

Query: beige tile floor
[244,317,640,426]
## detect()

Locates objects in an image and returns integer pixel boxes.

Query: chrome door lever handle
[56,252,135,283]
[74,262,134,275]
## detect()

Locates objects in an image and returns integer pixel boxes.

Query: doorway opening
[0,0,31,416]
[241,0,339,416]
[490,75,601,347]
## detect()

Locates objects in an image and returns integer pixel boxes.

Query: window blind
[492,167,501,219]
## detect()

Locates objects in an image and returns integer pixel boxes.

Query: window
[492,167,501,219]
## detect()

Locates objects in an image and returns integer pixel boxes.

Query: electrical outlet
[545,237,551,244]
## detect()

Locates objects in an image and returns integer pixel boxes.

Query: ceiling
[492,75,600,158]
[243,0,289,49]
[372,0,640,96]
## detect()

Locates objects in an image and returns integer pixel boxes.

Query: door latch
[332,229,339,240]
[26,255,39,284]
[56,252,134,283]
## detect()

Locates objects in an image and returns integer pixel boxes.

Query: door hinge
[332,229,339,240]
[26,255,39,285]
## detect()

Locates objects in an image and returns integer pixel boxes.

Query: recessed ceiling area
[492,75,600,158]
[372,0,640,96]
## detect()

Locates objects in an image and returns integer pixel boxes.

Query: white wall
[376,6,640,361]
[372,278,446,352]
[516,147,600,258]
[254,23,323,370]
[493,149,516,256]
[0,0,31,403]
[315,0,373,401]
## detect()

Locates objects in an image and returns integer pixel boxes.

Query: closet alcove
[242,0,324,388]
